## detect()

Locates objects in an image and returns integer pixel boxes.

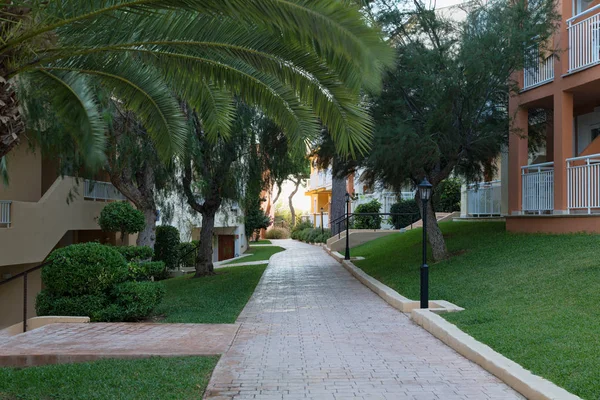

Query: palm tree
[1,1,394,169]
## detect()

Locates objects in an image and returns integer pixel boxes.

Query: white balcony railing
[522,162,554,213]
[523,46,554,89]
[0,200,11,227]
[83,180,126,201]
[313,212,329,228]
[466,181,502,216]
[567,153,600,213]
[568,5,600,72]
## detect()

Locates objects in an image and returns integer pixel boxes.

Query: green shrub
[353,199,382,229]
[108,281,165,321]
[433,177,462,212]
[154,225,180,270]
[43,242,128,297]
[390,200,421,229]
[36,291,109,322]
[265,227,289,239]
[98,202,145,243]
[291,220,313,236]
[292,227,330,244]
[178,241,198,269]
[128,261,167,281]
[114,246,154,262]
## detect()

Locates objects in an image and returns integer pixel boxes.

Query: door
[218,235,235,261]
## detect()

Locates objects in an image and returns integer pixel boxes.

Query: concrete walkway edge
[325,245,582,400]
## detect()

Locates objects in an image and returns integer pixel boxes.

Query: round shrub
[43,242,128,297]
[127,261,167,281]
[98,201,145,243]
[265,227,289,239]
[109,281,166,321]
[154,225,180,270]
[390,200,421,229]
[353,199,382,229]
[433,177,461,212]
[114,246,154,262]
[36,290,109,322]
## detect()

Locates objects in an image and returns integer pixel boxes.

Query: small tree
[245,198,273,241]
[353,199,382,229]
[153,225,181,271]
[98,202,145,245]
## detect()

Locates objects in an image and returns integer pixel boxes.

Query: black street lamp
[418,178,433,309]
[344,192,351,260]
[320,207,324,234]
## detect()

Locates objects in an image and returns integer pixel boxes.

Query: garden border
[324,245,582,400]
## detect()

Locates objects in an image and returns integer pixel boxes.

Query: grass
[351,221,600,399]
[222,246,285,265]
[154,264,267,323]
[0,356,218,399]
[250,239,271,244]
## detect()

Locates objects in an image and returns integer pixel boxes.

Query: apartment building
[506,0,600,232]
[0,141,128,328]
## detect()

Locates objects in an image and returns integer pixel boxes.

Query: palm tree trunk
[195,209,216,277]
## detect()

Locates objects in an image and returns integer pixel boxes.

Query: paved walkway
[0,323,238,367]
[205,239,522,400]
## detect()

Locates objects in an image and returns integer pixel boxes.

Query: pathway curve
[205,239,522,400]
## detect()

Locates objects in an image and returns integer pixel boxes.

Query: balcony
[466,181,502,216]
[523,45,554,90]
[0,200,11,228]
[521,162,554,213]
[309,168,332,191]
[568,5,600,73]
[567,153,600,213]
[83,180,126,201]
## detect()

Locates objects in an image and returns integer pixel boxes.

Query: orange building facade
[507,0,600,232]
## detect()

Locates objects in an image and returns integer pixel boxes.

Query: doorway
[218,235,235,261]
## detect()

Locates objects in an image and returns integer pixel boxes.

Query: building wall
[0,142,42,202]
[0,263,41,330]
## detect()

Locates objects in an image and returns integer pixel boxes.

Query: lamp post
[418,178,433,309]
[320,207,324,234]
[344,192,351,260]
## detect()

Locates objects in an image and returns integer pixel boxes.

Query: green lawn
[250,240,272,244]
[0,356,218,399]
[352,221,600,399]
[154,264,267,323]
[222,246,285,265]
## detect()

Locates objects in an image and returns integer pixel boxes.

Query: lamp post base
[420,263,429,309]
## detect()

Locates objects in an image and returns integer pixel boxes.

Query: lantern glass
[418,178,433,202]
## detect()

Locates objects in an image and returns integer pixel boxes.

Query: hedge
[115,246,154,262]
[390,200,421,229]
[154,225,180,270]
[353,199,382,229]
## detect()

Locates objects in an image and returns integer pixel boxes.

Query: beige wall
[0,142,42,202]
[0,263,41,329]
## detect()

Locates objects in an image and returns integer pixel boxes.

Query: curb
[324,246,582,400]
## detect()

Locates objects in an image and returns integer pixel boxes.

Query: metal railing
[0,260,52,333]
[466,181,502,216]
[313,212,329,228]
[567,153,600,213]
[331,212,421,239]
[83,180,126,201]
[522,162,554,213]
[0,200,11,227]
[523,45,554,89]
[568,4,600,72]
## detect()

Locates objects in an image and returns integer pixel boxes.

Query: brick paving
[0,323,238,367]
[205,239,522,400]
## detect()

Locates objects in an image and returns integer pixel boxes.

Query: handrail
[567,3,600,24]
[566,153,600,163]
[334,212,421,238]
[0,260,53,333]
[466,180,501,189]
[177,241,201,269]
[521,161,554,170]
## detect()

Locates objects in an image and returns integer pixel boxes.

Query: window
[575,0,594,16]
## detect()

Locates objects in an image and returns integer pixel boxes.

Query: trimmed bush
[265,227,289,239]
[43,242,128,297]
[115,246,154,262]
[154,225,180,270]
[98,201,145,243]
[108,281,165,321]
[353,199,382,229]
[433,177,461,212]
[292,227,330,244]
[36,291,109,321]
[390,200,421,229]
[291,220,313,234]
[128,261,166,281]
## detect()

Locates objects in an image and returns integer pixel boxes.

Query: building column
[508,106,529,214]
[553,91,574,213]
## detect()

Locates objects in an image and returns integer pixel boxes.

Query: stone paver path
[205,239,522,400]
[0,323,238,367]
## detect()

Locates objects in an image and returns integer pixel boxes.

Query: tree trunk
[271,182,282,205]
[137,208,157,247]
[195,209,216,277]
[289,179,301,226]
[330,158,346,235]
[416,191,448,261]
